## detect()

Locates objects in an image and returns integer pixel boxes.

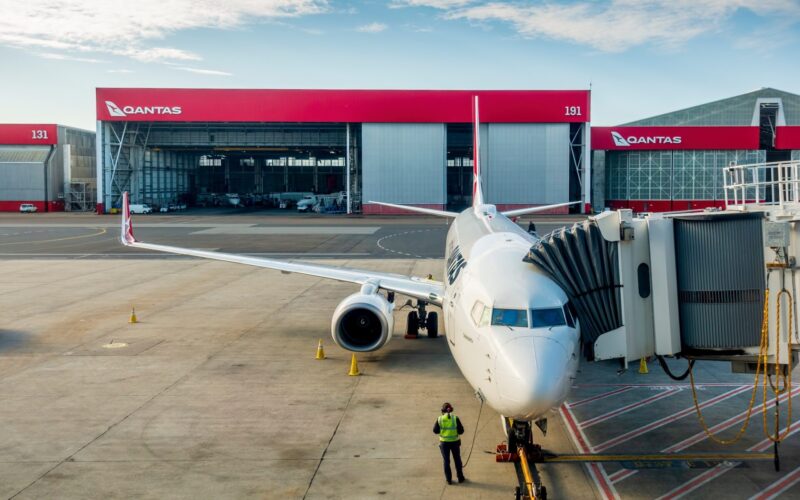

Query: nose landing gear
[404,300,439,339]
[498,419,548,500]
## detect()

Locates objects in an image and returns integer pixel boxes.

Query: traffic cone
[638,357,649,374]
[316,339,326,360]
[348,353,361,376]
[129,306,138,324]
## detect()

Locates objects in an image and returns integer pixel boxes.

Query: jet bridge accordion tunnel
[526,209,799,372]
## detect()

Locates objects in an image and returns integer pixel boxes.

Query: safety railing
[724,160,800,210]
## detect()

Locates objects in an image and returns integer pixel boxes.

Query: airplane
[119,96,581,450]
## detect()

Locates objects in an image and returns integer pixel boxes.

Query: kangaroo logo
[611,131,630,147]
[105,101,126,117]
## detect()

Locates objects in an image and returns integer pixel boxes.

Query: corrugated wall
[0,146,47,201]
[484,124,569,205]
[674,215,764,349]
[362,123,445,204]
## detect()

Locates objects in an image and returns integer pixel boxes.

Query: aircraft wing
[120,193,445,305]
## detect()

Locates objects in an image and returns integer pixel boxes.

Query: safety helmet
[441,402,453,413]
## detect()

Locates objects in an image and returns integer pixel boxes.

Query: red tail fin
[121,192,136,245]
[472,95,484,208]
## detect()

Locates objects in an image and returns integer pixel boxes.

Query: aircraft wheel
[406,311,420,336]
[426,312,439,338]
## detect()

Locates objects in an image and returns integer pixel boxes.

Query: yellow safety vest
[438,414,459,442]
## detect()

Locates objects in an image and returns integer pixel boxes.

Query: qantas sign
[593,126,759,150]
[104,100,182,117]
[611,130,682,147]
[96,88,590,123]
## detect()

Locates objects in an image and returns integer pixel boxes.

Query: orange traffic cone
[129,306,138,324]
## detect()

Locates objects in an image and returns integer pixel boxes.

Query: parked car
[19,203,37,213]
[296,195,319,212]
[129,204,153,214]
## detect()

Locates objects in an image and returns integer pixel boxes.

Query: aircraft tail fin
[121,192,137,245]
[472,95,484,209]
[366,201,458,218]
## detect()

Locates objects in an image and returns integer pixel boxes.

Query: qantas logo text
[611,130,681,147]
[105,100,182,117]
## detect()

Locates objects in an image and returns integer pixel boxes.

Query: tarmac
[2,212,800,499]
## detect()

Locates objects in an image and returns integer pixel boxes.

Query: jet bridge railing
[724,160,800,210]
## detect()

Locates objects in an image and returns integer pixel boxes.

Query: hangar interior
[101,121,588,213]
[100,122,356,210]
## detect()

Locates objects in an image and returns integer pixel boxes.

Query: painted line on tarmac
[0,227,107,246]
[560,403,620,499]
[613,386,800,492]
[662,386,800,453]
[569,386,637,408]
[749,465,800,500]
[376,228,442,259]
[192,226,381,235]
[0,252,372,257]
[650,420,800,499]
[580,388,680,428]
[576,383,750,388]
[593,385,752,453]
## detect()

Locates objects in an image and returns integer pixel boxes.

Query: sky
[1,0,799,130]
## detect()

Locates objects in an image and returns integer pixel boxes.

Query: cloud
[107,69,134,74]
[36,52,106,63]
[391,0,474,8]
[356,22,388,33]
[441,0,800,51]
[175,66,232,76]
[0,0,328,63]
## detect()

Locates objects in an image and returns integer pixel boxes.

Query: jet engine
[331,284,394,352]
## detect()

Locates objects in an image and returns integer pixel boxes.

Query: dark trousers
[439,441,464,482]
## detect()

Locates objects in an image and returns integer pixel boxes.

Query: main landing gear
[405,300,438,339]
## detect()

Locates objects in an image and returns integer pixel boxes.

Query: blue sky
[1,0,799,130]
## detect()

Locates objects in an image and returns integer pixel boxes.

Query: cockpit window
[530,308,567,328]
[563,302,576,328]
[491,309,528,328]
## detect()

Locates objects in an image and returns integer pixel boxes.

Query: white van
[129,204,153,214]
[19,203,37,213]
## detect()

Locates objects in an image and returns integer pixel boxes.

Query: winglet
[121,191,136,245]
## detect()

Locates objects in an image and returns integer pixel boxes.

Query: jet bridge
[527,160,800,372]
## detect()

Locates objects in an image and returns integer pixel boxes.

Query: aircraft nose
[496,336,571,419]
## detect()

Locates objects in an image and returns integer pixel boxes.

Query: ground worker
[433,402,465,484]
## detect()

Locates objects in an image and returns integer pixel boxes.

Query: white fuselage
[441,205,580,421]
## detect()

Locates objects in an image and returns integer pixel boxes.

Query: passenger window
[531,308,567,328]
[470,301,484,325]
[491,309,529,328]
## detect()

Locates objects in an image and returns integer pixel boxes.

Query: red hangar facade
[94,88,591,215]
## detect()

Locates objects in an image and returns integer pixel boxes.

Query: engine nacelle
[331,288,394,352]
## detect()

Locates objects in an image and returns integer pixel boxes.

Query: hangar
[95,88,591,214]
[592,88,800,212]
[0,124,95,212]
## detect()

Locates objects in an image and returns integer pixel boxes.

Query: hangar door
[0,146,50,206]
[484,124,570,206]
[362,124,446,206]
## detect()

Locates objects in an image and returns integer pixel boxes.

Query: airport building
[591,88,800,212]
[0,124,96,212]
[94,88,591,214]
